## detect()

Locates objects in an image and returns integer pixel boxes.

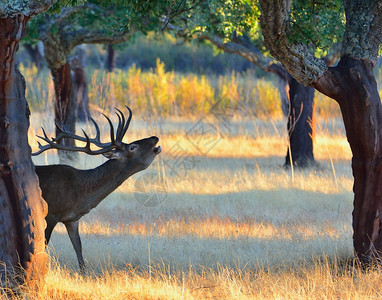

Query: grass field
[15,109,382,299]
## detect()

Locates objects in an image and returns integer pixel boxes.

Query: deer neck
[83,159,142,208]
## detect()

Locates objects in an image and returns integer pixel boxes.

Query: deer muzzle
[154,145,161,154]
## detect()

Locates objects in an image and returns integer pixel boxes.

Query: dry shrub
[20,62,348,119]
[315,91,342,119]
[251,79,283,119]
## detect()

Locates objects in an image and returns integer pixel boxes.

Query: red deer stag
[33,106,161,271]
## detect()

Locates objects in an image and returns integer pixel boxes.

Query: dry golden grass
[19,113,380,299]
[16,258,382,300]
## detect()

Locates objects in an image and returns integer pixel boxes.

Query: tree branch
[55,3,104,26]
[198,34,273,71]
[164,19,287,77]
[323,42,341,66]
[0,0,56,17]
[258,0,327,86]
[162,0,205,30]
[63,28,134,47]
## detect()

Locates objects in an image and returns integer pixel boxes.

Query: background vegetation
[25,112,376,299]
[12,33,382,299]
[19,32,343,120]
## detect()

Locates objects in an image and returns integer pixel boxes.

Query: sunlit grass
[13,58,382,298]
[26,263,192,299]
[19,258,382,299]
[52,215,348,241]
[18,110,373,298]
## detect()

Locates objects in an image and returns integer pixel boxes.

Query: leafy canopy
[129,0,345,57]
[23,0,346,58]
[288,0,345,55]
[24,0,131,45]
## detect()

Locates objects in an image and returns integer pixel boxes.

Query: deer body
[37,157,149,223]
[33,108,161,270]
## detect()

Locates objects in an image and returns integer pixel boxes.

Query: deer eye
[129,145,137,151]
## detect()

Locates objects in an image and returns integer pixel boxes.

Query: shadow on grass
[46,186,353,276]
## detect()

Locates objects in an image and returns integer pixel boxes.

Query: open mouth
[153,145,161,154]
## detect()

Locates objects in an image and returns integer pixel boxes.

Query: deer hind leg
[45,217,58,245]
[64,220,86,272]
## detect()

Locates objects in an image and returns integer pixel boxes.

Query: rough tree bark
[0,15,48,285]
[51,63,77,163]
[314,56,382,264]
[268,63,316,168]
[200,34,316,168]
[259,0,382,265]
[105,44,115,72]
[70,46,90,122]
[285,75,315,168]
[23,42,44,69]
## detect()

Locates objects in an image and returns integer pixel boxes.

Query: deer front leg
[64,220,86,272]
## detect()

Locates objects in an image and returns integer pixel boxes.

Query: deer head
[102,136,161,171]
[32,106,162,166]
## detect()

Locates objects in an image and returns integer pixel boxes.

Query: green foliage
[126,0,269,59]
[127,0,259,39]
[201,1,260,38]
[126,0,204,33]
[49,0,85,13]
[130,0,345,61]
[288,0,345,55]
[72,0,130,34]
[24,0,131,46]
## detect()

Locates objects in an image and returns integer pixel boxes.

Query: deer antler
[32,106,132,156]
[114,106,132,147]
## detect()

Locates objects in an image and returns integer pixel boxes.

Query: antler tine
[32,127,63,156]
[102,113,116,145]
[120,105,132,138]
[58,117,110,148]
[54,120,87,143]
[31,128,54,156]
[90,117,101,142]
[115,108,125,143]
[80,129,94,153]
[32,119,117,156]
[33,108,132,156]
[53,120,66,142]
[38,127,53,145]
[32,141,49,156]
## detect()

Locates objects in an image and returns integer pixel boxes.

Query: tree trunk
[70,46,90,122]
[268,64,316,168]
[313,56,382,265]
[105,44,115,72]
[285,75,316,168]
[51,63,78,163]
[23,43,44,70]
[0,15,48,284]
[71,67,90,122]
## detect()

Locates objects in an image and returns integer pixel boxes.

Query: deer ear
[102,149,123,160]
